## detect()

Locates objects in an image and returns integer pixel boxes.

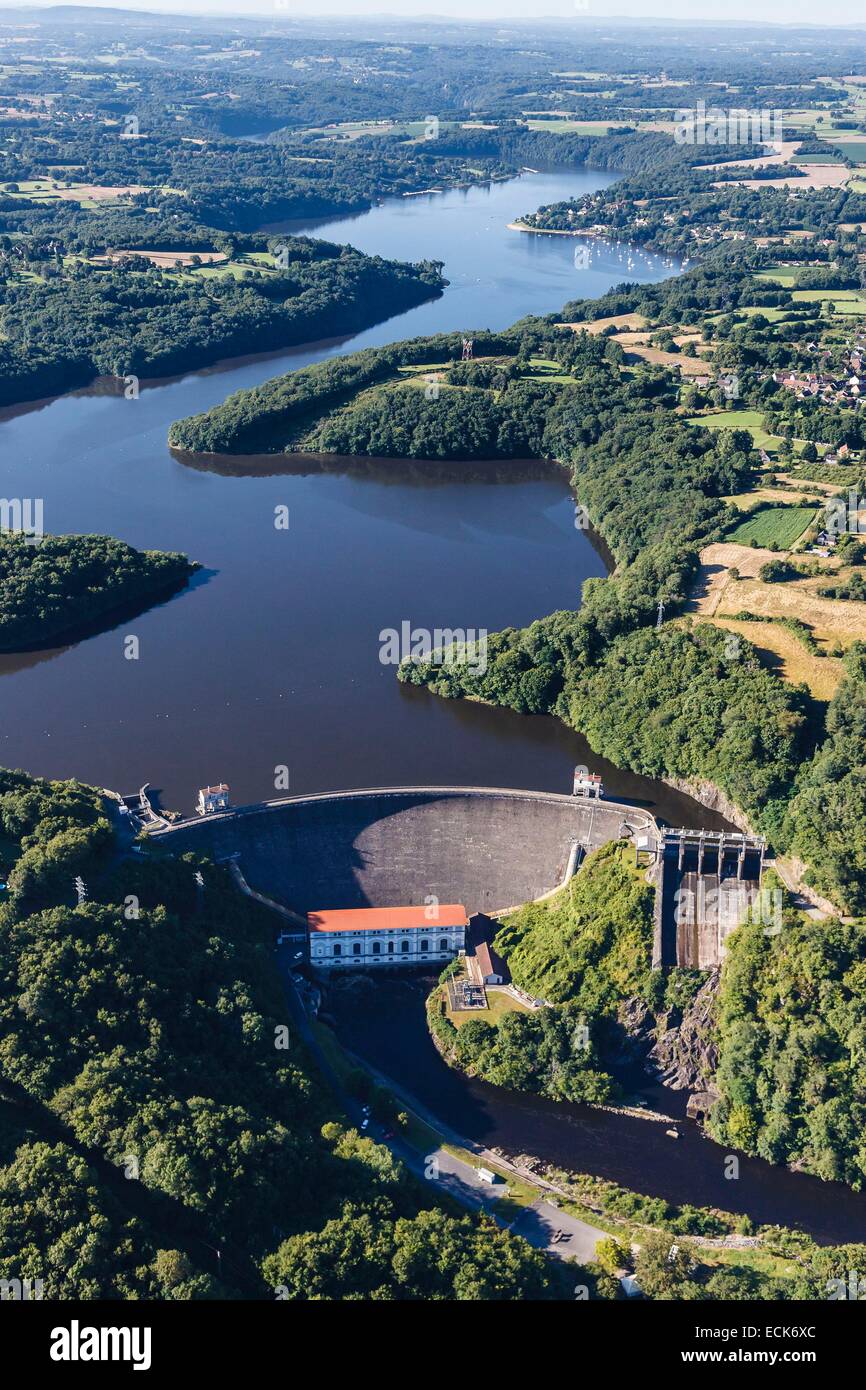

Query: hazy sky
[17,0,866,26]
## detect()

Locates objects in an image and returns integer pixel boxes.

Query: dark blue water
[0,169,685,817]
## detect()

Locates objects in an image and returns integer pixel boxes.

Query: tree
[595,1236,631,1274]
[634,1232,696,1299]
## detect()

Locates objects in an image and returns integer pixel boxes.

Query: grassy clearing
[686,410,836,462]
[526,355,574,382]
[525,118,620,134]
[791,290,866,315]
[727,505,816,549]
[754,266,800,286]
[686,408,779,450]
[445,986,530,1029]
[724,305,792,322]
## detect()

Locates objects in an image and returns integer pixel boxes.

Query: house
[465,912,510,987]
[308,904,468,969]
[196,784,230,815]
[469,940,506,987]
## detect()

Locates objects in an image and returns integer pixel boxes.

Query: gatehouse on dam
[149,785,657,919]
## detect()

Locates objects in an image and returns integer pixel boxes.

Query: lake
[0,167,701,820]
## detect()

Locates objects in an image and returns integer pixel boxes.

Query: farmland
[726,505,817,550]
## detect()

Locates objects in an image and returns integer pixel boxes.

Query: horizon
[4,0,866,30]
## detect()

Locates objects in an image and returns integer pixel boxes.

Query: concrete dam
[150,786,657,918]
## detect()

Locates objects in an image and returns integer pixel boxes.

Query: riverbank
[508,219,594,237]
[311,1005,815,1295]
[328,971,866,1245]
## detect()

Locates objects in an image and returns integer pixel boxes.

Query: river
[329,974,866,1246]
[0,167,711,823]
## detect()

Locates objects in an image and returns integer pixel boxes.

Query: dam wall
[150,786,658,918]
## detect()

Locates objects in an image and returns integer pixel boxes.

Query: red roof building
[308,904,468,968]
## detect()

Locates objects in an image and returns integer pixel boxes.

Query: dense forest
[711,902,866,1189]
[784,645,866,914]
[168,331,518,453]
[0,534,197,651]
[0,242,443,407]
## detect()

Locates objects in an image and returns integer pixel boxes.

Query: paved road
[398,1142,606,1262]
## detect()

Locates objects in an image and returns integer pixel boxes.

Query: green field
[525,118,619,134]
[686,409,779,449]
[712,305,792,323]
[788,290,866,316]
[824,141,866,163]
[755,266,800,286]
[727,505,816,549]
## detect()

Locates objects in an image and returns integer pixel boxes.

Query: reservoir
[0,167,702,819]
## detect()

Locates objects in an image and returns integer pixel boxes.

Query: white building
[308,904,468,969]
[573,769,604,798]
[197,784,230,816]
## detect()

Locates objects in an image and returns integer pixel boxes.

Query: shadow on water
[171,449,569,486]
[0,570,213,667]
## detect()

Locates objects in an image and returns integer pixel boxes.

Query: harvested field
[713,163,852,190]
[690,541,781,615]
[91,249,228,267]
[723,487,818,510]
[697,616,844,702]
[619,341,711,373]
[560,312,647,334]
[696,140,800,172]
[56,184,149,200]
[690,541,866,698]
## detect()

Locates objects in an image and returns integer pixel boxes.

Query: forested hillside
[0,768,563,1300]
[0,243,443,407]
[784,645,866,913]
[711,906,866,1188]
